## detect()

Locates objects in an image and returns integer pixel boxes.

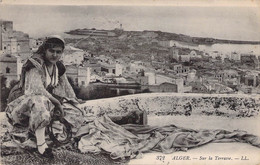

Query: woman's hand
[49,96,64,118]
[64,98,85,105]
[55,103,64,118]
[68,98,79,105]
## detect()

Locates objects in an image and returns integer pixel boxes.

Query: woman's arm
[24,68,64,116]
[53,73,76,99]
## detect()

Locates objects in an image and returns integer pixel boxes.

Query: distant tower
[170,47,179,61]
[120,24,123,30]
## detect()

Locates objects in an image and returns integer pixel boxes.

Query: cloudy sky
[0,2,260,41]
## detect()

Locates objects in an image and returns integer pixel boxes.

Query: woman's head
[36,35,65,64]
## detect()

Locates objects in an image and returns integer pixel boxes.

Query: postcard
[0,0,259,165]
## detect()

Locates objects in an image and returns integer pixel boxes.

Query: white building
[29,38,44,52]
[230,52,241,61]
[62,45,84,65]
[115,63,123,76]
[78,67,90,86]
[179,54,191,62]
[100,62,123,76]
[129,63,146,74]
[187,69,197,83]
[0,20,31,60]
[144,72,156,85]
[209,51,223,59]
[66,65,90,87]
[189,50,197,58]
[0,54,23,87]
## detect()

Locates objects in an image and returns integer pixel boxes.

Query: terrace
[1,93,259,165]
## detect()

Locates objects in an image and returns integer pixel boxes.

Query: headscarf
[36,35,65,55]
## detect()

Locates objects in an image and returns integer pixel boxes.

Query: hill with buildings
[66,28,260,45]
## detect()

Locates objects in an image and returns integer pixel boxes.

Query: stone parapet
[79,93,260,117]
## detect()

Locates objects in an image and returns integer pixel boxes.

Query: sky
[0,4,260,41]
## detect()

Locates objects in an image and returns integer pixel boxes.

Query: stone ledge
[78,93,260,117]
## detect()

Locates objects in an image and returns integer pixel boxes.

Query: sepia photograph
[0,0,260,164]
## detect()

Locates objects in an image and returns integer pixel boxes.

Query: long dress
[5,56,77,148]
[5,57,260,161]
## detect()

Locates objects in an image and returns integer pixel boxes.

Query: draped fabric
[75,114,260,160]
[5,99,260,160]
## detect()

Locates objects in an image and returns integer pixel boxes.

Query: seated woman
[5,35,144,158]
[6,35,74,158]
[5,35,260,161]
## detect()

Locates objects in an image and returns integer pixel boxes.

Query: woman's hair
[35,36,65,55]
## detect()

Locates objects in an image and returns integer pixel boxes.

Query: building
[190,52,203,60]
[155,74,185,92]
[132,70,156,86]
[66,28,117,38]
[78,67,90,86]
[135,75,149,85]
[171,64,190,74]
[97,55,114,64]
[244,72,259,87]
[29,38,44,52]
[230,52,241,61]
[241,54,258,68]
[144,72,156,85]
[178,55,191,62]
[170,47,179,61]
[85,62,101,73]
[215,69,240,86]
[189,50,197,57]
[214,83,234,94]
[172,64,182,72]
[210,51,222,59]
[151,61,166,70]
[0,20,31,60]
[143,82,178,93]
[158,40,187,48]
[100,62,123,76]
[66,65,90,87]
[187,69,197,83]
[128,63,146,74]
[169,47,192,62]
[0,54,22,87]
[150,39,159,45]
[62,45,85,65]
[190,81,208,93]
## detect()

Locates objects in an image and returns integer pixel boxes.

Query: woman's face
[45,46,63,64]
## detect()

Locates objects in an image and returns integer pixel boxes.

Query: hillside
[66,28,260,45]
